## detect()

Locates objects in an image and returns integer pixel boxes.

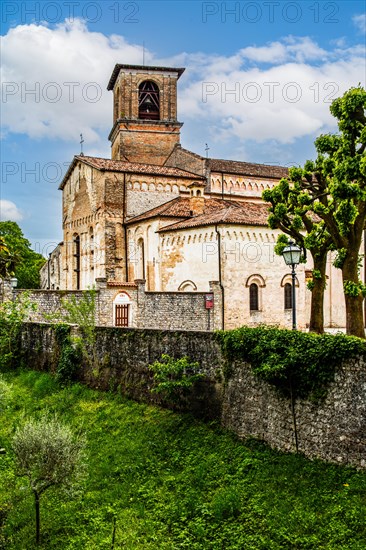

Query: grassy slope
[0,370,365,550]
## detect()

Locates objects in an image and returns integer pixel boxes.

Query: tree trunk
[34,490,40,545]
[309,255,327,333]
[342,256,365,339]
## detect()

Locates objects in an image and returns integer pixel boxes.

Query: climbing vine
[54,324,82,386]
[216,325,366,401]
[148,354,204,405]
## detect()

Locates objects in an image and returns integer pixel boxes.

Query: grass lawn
[0,369,365,549]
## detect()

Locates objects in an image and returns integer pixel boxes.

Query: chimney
[188,181,206,215]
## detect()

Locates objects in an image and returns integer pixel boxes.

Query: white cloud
[1,19,365,149]
[1,18,144,142]
[0,200,23,221]
[353,14,366,33]
[239,37,327,64]
[177,43,364,144]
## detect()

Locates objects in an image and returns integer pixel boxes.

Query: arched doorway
[113,292,132,327]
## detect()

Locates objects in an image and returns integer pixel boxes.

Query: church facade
[41,64,346,331]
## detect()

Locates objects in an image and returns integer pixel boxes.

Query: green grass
[0,370,365,549]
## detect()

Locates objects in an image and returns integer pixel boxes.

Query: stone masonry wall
[9,279,221,331]
[18,323,366,469]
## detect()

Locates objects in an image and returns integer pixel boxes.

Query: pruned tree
[264,85,366,337]
[12,415,86,544]
[263,170,333,333]
[299,86,366,338]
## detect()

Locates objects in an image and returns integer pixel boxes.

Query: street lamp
[282,241,301,330]
[10,277,18,289]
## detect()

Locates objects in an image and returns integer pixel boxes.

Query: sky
[1,0,365,255]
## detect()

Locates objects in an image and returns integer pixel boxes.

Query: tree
[0,235,18,279]
[12,415,86,545]
[263,172,333,333]
[298,86,366,338]
[264,86,366,338]
[0,222,46,288]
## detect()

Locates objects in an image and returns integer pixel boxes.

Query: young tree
[12,415,86,544]
[0,222,46,288]
[263,173,333,333]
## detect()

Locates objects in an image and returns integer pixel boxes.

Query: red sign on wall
[205,293,214,309]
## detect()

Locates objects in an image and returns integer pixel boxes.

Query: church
[41,64,346,331]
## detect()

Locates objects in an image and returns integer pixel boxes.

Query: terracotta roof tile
[158,201,270,232]
[126,196,239,225]
[209,158,289,179]
[107,281,137,287]
[59,156,203,189]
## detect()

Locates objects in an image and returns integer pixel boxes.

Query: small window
[249,283,259,311]
[284,283,292,310]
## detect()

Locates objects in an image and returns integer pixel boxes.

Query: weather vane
[80,133,84,156]
[205,143,210,158]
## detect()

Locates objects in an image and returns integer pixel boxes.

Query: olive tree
[12,415,86,544]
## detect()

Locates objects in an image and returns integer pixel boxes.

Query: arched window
[138,80,160,120]
[284,283,292,310]
[249,283,259,311]
[246,274,265,312]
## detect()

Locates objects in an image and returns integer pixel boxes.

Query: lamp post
[10,277,18,289]
[282,242,301,330]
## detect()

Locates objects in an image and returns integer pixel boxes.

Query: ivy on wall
[54,324,82,386]
[216,326,366,401]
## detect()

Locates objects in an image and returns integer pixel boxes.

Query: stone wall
[9,279,222,331]
[18,323,366,469]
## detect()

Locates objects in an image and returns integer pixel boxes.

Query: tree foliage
[0,293,37,370]
[263,171,333,333]
[0,222,46,288]
[12,415,86,544]
[264,85,366,337]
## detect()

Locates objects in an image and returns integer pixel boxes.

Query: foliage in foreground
[216,325,366,399]
[0,370,365,549]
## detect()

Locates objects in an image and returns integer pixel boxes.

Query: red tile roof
[158,201,270,232]
[107,281,137,287]
[126,196,239,224]
[59,156,203,189]
[209,158,289,179]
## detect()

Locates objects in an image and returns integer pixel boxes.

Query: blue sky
[1,0,365,254]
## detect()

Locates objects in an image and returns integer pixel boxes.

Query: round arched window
[138,81,160,120]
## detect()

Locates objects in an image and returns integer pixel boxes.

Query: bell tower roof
[107,64,185,91]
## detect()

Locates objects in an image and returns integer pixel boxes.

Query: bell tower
[107,64,185,165]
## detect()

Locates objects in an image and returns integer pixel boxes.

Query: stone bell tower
[107,64,185,165]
